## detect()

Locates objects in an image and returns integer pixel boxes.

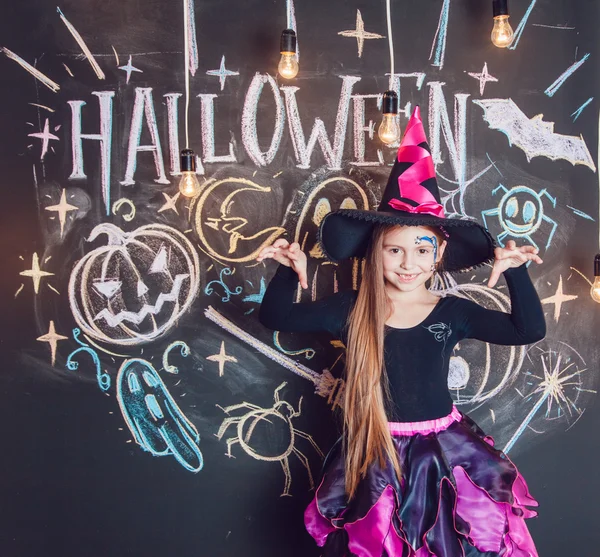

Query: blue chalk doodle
[205,267,242,302]
[571,97,593,122]
[242,277,266,304]
[503,345,589,454]
[116,358,203,472]
[481,184,557,252]
[429,0,450,69]
[66,328,111,391]
[567,205,595,221]
[545,53,590,98]
[162,341,191,374]
[507,0,537,51]
[273,331,316,360]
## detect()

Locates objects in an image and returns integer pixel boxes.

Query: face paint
[416,235,438,262]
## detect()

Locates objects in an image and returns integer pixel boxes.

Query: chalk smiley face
[497,187,542,236]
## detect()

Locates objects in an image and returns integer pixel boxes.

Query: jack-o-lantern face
[68,223,200,346]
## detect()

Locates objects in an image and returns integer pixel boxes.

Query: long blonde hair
[343,224,398,498]
[343,223,444,498]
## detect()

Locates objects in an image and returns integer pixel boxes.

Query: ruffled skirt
[304,407,538,557]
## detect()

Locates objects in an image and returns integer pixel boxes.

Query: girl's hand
[256,239,309,289]
[487,240,543,288]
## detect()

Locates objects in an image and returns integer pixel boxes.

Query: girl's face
[381,226,447,293]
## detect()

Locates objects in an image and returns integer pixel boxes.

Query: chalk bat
[473,98,596,171]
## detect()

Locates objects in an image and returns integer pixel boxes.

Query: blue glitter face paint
[415,235,438,262]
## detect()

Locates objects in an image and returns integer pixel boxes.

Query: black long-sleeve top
[259,264,546,422]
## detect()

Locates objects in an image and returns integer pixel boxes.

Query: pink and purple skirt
[304,407,538,557]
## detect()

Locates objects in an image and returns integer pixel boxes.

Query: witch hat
[318,106,495,272]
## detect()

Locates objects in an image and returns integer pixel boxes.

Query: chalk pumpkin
[68,223,200,346]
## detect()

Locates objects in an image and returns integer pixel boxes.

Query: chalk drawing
[193,177,285,263]
[207,341,237,376]
[206,56,239,90]
[1,47,60,92]
[118,56,142,84]
[37,321,69,367]
[338,10,384,58]
[117,357,203,472]
[467,63,498,96]
[216,382,323,496]
[482,184,557,252]
[474,98,596,171]
[68,91,115,215]
[44,189,78,238]
[68,223,200,346]
[541,276,578,323]
[28,118,60,161]
[57,7,105,79]
[20,252,55,294]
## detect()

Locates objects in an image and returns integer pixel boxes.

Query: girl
[257,107,545,557]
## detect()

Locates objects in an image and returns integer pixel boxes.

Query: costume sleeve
[258,264,355,337]
[457,265,546,345]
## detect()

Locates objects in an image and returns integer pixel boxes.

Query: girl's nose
[400,252,415,269]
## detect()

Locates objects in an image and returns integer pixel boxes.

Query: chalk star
[530,351,584,418]
[158,191,180,215]
[207,341,237,377]
[541,275,578,322]
[118,55,143,84]
[338,10,384,58]
[20,252,54,294]
[28,118,59,160]
[467,62,498,96]
[37,320,68,366]
[45,189,78,237]
[206,56,239,91]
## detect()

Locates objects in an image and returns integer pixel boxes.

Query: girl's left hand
[487,240,543,288]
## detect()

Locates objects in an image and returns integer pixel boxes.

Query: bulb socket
[493,0,509,17]
[594,253,600,277]
[280,29,297,54]
[180,149,197,173]
[382,90,398,115]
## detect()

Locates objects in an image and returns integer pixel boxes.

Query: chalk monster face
[69,223,200,346]
[499,193,541,235]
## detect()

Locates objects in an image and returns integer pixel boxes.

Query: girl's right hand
[256,239,309,289]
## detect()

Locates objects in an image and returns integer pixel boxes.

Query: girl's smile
[395,272,421,283]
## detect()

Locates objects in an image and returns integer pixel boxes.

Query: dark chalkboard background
[1,0,599,555]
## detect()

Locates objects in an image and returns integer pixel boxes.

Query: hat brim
[319,209,496,273]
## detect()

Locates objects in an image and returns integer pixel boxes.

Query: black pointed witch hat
[318,106,495,272]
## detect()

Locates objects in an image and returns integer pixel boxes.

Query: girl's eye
[390,248,401,254]
[419,248,431,255]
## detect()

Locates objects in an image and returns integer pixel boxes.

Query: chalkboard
[1,0,599,556]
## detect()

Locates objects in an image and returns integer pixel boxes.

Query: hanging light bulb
[591,254,600,303]
[378,90,400,145]
[278,29,299,79]
[178,148,201,197]
[491,0,514,48]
